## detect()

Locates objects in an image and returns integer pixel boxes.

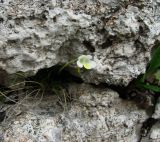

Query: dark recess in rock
[26,65,83,92]
[0,111,6,123]
[0,18,4,23]
[101,36,117,48]
[108,80,156,111]
[83,40,95,52]
[139,118,158,141]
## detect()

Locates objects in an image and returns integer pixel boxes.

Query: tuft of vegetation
[136,43,160,92]
[0,65,84,122]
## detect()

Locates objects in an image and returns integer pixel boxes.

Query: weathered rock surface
[149,121,160,142]
[0,84,149,142]
[152,97,160,119]
[0,0,160,85]
[140,97,160,142]
[141,120,160,142]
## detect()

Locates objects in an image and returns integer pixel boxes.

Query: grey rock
[0,0,160,85]
[141,121,160,142]
[0,84,149,142]
[150,121,160,141]
[152,97,160,119]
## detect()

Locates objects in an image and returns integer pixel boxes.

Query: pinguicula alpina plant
[76,55,96,70]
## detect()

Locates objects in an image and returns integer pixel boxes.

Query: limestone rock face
[152,97,160,119]
[141,121,160,142]
[149,121,160,142]
[0,84,149,142]
[0,0,160,85]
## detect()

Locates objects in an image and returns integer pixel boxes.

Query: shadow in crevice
[139,118,158,142]
[0,65,84,123]
[26,65,83,92]
[96,79,157,112]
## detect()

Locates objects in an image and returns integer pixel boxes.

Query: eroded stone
[0,84,149,142]
[0,0,160,85]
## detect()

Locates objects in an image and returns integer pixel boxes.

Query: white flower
[77,55,96,69]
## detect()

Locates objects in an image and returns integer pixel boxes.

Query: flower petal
[78,55,86,60]
[80,57,89,64]
[86,55,92,59]
[84,63,92,69]
[77,60,83,68]
[90,61,96,68]
[77,55,95,70]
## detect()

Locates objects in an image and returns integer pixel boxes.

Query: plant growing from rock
[136,43,160,92]
[76,55,96,69]
[59,55,96,73]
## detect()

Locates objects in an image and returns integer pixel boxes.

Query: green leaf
[140,44,160,83]
[136,81,160,92]
[147,44,160,74]
[154,70,160,81]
